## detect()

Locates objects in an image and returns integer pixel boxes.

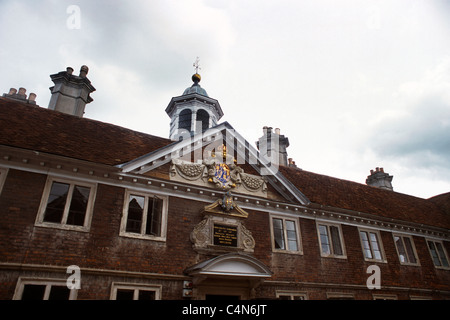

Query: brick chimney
[48,65,95,117]
[366,167,393,191]
[256,126,290,167]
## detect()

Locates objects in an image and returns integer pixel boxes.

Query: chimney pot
[66,67,74,75]
[8,88,17,95]
[79,65,89,78]
[18,87,26,95]
[275,128,281,135]
[29,93,37,101]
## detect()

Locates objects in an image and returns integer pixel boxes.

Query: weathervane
[193,57,201,74]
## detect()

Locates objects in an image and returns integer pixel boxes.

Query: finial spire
[193,57,201,74]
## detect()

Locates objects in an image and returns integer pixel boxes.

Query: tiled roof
[1,96,449,229]
[429,192,450,215]
[279,165,450,229]
[0,97,173,166]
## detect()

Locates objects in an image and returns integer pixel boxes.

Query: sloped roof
[0,96,449,229]
[0,97,173,166]
[279,166,450,229]
[429,192,450,215]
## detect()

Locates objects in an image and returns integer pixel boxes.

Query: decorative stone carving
[203,191,249,218]
[170,145,267,196]
[190,218,210,249]
[190,216,255,253]
[190,194,255,253]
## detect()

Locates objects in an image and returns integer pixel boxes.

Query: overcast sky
[1,0,449,199]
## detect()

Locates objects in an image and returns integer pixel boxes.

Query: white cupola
[165,72,223,141]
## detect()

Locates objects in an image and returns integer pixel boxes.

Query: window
[276,291,307,300]
[359,229,386,262]
[196,109,210,132]
[373,294,397,300]
[326,292,354,300]
[111,283,161,300]
[36,177,96,231]
[317,222,345,258]
[14,279,77,300]
[427,240,450,269]
[0,168,7,195]
[120,190,168,241]
[271,216,302,253]
[179,109,192,132]
[393,234,419,265]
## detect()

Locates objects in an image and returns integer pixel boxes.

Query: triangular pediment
[117,122,310,205]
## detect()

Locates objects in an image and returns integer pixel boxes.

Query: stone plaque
[213,224,238,247]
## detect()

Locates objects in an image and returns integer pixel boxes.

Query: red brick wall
[0,169,449,299]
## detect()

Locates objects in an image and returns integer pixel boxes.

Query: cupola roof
[182,73,208,97]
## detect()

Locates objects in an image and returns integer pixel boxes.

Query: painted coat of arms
[213,163,231,187]
[170,144,267,194]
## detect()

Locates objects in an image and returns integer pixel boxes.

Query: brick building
[0,66,449,300]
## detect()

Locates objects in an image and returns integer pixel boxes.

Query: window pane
[67,185,90,226]
[146,197,163,236]
[21,284,46,300]
[394,236,407,263]
[428,241,441,266]
[126,195,144,233]
[273,218,285,249]
[138,290,156,300]
[361,231,373,259]
[369,232,382,260]
[44,182,69,223]
[285,220,298,251]
[435,242,449,267]
[116,289,134,300]
[330,226,343,255]
[403,237,417,264]
[319,225,330,254]
[48,286,71,300]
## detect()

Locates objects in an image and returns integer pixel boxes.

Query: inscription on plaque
[213,224,238,247]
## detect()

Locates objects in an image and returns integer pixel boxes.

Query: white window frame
[326,292,354,300]
[316,221,346,259]
[35,176,97,232]
[426,239,450,270]
[0,167,7,195]
[110,282,161,300]
[393,233,420,266]
[373,294,397,300]
[276,290,308,300]
[270,215,303,254]
[358,228,387,263]
[13,277,78,300]
[120,189,168,242]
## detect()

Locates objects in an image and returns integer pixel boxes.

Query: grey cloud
[369,95,450,171]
